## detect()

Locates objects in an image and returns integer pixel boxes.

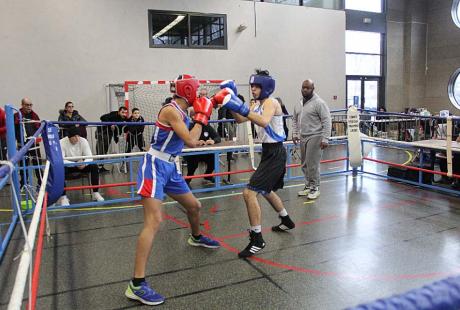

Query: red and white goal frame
[121,79,253,147]
[123,79,224,114]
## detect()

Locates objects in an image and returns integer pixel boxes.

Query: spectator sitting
[58,101,87,138]
[376,106,387,132]
[124,108,145,152]
[14,98,42,187]
[58,127,104,206]
[186,110,221,187]
[96,106,128,170]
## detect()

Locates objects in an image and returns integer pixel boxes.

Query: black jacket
[99,111,126,136]
[190,123,221,144]
[124,116,145,136]
[58,110,87,138]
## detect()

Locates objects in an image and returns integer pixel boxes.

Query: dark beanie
[67,126,80,138]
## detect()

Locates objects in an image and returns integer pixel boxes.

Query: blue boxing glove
[220,80,238,96]
[222,93,250,117]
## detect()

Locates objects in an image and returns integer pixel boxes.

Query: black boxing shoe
[272,215,295,232]
[238,230,265,258]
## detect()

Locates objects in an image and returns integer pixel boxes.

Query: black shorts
[248,142,286,194]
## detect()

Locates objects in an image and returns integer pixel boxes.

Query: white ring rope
[8,161,50,310]
[246,121,257,170]
[63,137,347,162]
[362,136,460,152]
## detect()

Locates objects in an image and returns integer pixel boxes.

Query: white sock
[278,209,288,217]
[250,225,262,233]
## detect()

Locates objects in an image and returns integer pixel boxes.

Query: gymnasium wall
[424,0,460,113]
[0,0,345,121]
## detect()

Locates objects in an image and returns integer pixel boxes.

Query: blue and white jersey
[150,101,190,156]
[253,99,286,143]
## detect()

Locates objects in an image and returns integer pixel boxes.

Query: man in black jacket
[124,108,145,153]
[185,115,221,187]
[96,106,128,157]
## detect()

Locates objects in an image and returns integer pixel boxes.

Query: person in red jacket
[14,98,42,187]
[0,107,6,161]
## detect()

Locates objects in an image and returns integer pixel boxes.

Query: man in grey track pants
[292,79,332,199]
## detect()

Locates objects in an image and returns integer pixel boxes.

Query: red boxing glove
[210,97,218,108]
[193,97,213,125]
[212,88,233,106]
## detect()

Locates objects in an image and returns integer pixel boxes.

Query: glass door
[364,80,379,110]
[347,79,362,108]
[346,77,381,110]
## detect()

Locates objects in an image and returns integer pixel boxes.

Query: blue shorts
[137,153,190,200]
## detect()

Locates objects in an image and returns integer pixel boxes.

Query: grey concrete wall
[0,0,345,121]
[387,0,460,114]
[405,0,428,109]
[386,0,407,112]
[425,0,460,113]
[386,0,428,112]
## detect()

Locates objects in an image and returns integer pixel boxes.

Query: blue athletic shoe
[125,281,165,306]
[187,234,221,249]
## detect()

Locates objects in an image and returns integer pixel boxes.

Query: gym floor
[1,145,460,309]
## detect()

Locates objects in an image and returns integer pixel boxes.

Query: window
[345,0,382,13]
[149,10,227,49]
[346,31,382,76]
[452,0,460,28]
[263,0,300,5]
[448,68,460,110]
[346,54,381,75]
[346,31,381,54]
[302,0,343,10]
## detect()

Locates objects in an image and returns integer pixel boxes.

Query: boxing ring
[1,105,460,309]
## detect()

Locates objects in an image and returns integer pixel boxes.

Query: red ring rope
[63,157,349,191]
[29,193,48,310]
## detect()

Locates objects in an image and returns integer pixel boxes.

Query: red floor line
[209,204,220,214]
[105,187,130,198]
[218,215,340,240]
[161,200,457,281]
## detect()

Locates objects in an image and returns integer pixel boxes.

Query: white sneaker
[297,186,311,196]
[59,195,70,206]
[307,188,320,200]
[92,192,105,202]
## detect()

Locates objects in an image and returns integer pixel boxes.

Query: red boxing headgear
[172,74,200,105]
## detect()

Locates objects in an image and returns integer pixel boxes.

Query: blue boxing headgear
[249,73,275,100]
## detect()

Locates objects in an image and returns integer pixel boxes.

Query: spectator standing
[14,98,42,187]
[293,79,332,200]
[185,112,221,187]
[124,108,145,153]
[58,101,88,138]
[96,106,128,157]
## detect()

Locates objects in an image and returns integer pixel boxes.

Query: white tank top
[253,99,286,143]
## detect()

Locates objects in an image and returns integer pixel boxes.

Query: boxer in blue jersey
[214,70,295,259]
[125,74,220,306]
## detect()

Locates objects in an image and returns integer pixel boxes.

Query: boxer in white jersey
[213,70,295,258]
